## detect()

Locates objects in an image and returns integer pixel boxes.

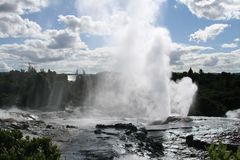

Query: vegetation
[208,142,240,160]
[0,67,239,117]
[0,129,60,160]
[172,68,240,116]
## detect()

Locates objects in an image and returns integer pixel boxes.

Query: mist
[75,0,197,120]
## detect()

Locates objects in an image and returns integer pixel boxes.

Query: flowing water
[0,107,239,160]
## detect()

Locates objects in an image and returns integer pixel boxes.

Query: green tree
[0,129,60,160]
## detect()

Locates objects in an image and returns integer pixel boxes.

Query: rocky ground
[0,109,239,160]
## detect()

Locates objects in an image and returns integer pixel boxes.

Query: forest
[0,66,239,117]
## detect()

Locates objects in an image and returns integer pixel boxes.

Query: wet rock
[164,116,192,124]
[0,118,16,123]
[186,135,194,147]
[150,120,164,125]
[96,123,137,132]
[95,123,164,158]
[125,143,133,148]
[144,137,164,157]
[186,135,239,152]
[66,125,77,129]
[94,129,102,134]
[11,121,29,130]
[186,135,209,150]
[31,131,38,135]
[190,153,197,157]
[135,130,147,141]
[80,150,118,160]
[20,113,38,121]
[46,125,54,129]
[30,120,45,127]
[218,128,240,144]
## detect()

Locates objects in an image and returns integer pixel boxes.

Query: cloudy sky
[0,0,239,73]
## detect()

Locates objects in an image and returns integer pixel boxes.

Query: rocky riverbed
[0,108,239,160]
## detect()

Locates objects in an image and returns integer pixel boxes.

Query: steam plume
[75,0,197,120]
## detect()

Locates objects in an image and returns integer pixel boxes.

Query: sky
[0,0,239,73]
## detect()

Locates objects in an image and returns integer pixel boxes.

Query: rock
[95,123,164,158]
[125,143,133,148]
[145,138,164,156]
[190,153,197,157]
[186,135,194,147]
[31,131,38,135]
[186,135,209,150]
[135,130,147,141]
[115,123,138,132]
[94,129,102,134]
[46,125,54,129]
[150,120,164,125]
[66,125,77,129]
[80,150,118,160]
[186,135,239,152]
[163,116,192,124]
[0,118,16,123]
[96,123,137,132]
[11,122,29,130]
[31,120,45,126]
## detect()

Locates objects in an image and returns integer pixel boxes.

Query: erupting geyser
[75,0,197,120]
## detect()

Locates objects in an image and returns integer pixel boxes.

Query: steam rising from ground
[226,109,240,119]
[76,0,197,120]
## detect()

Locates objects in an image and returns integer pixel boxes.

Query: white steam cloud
[75,0,197,120]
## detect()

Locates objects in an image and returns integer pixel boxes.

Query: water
[75,0,197,120]
[1,107,239,160]
[67,75,77,82]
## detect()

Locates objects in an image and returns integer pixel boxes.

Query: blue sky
[0,0,239,73]
[163,1,240,50]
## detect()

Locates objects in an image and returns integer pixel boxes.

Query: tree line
[0,67,239,117]
[172,68,240,116]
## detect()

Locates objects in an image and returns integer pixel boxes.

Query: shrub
[208,142,240,160]
[0,129,60,160]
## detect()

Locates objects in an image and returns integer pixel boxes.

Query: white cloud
[189,24,230,43]
[221,43,238,48]
[203,56,219,66]
[0,0,49,15]
[178,0,240,20]
[74,0,127,19]
[172,49,240,73]
[172,43,213,53]
[0,26,88,63]
[37,47,114,73]
[0,62,12,72]
[0,14,42,38]
[0,0,49,38]
[234,38,240,42]
[0,43,65,63]
[45,29,86,49]
[58,15,111,35]
[0,32,114,72]
[170,43,213,64]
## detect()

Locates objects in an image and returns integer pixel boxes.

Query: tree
[27,63,36,73]
[188,67,193,77]
[0,129,60,160]
[199,69,204,75]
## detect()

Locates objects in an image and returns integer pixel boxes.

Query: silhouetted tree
[188,67,193,77]
[199,69,204,75]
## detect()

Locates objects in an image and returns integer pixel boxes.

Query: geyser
[75,0,197,120]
